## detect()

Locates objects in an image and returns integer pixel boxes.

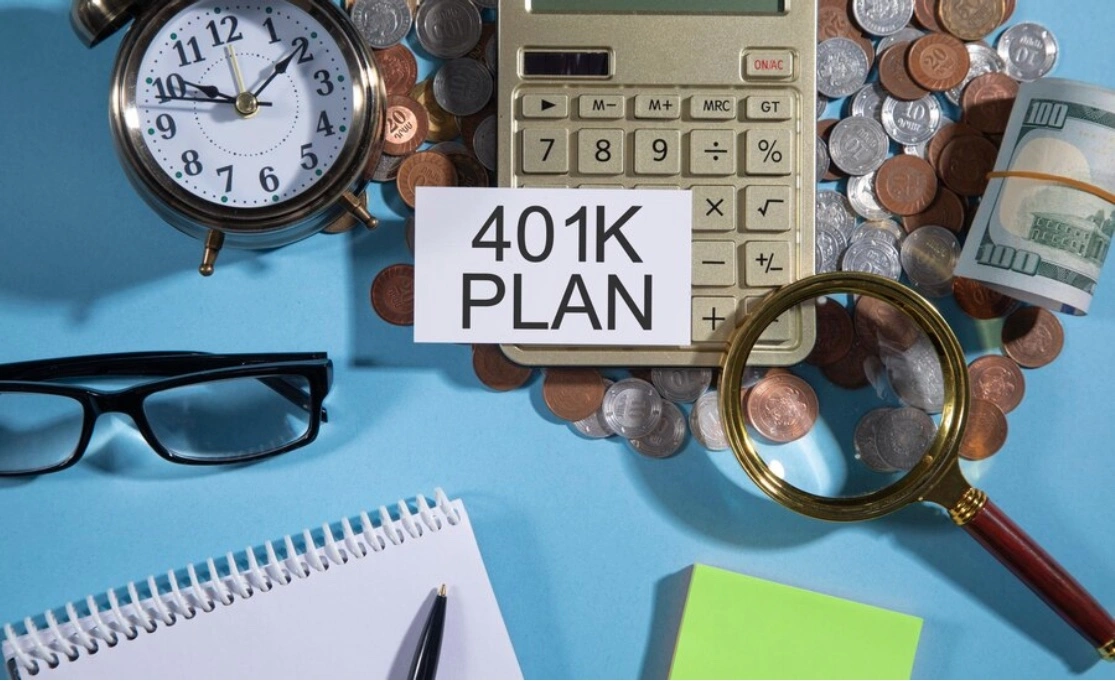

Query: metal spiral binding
[1,489,459,677]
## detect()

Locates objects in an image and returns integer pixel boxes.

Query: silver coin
[472,115,497,171]
[997,22,1059,82]
[846,173,893,221]
[852,219,904,249]
[415,0,483,59]
[877,26,924,54]
[351,0,413,49]
[901,225,961,294]
[850,82,887,122]
[816,190,857,240]
[841,239,902,280]
[372,151,406,182]
[628,401,687,459]
[854,408,897,473]
[484,30,498,73]
[602,378,664,439]
[816,136,830,181]
[690,391,729,452]
[817,37,870,99]
[883,335,944,413]
[651,368,712,404]
[875,407,935,471]
[429,141,471,156]
[881,95,942,146]
[863,354,901,403]
[818,93,829,119]
[816,226,848,274]
[828,116,889,176]
[946,43,1005,105]
[852,0,915,36]
[405,216,415,255]
[433,58,493,116]
[572,379,615,439]
[742,366,767,389]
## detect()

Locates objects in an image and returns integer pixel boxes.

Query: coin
[415,0,482,59]
[351,0,413,49]
[628,401,688,459]
[908,33,970,92]
[828,116,889,176]
[938,0,1005,41]
[651,368,712,404]
[878,26,925,54]
[959,398,1009,460]
[926,122,983,173]
[806,298,855,367]
[816,226,849,274]
[817,119,844,181]
[370,264,415,326]
[816,190,858,241]
[881,95,942,146]
[396,151,458,208]
[913,0,943,31]
[542,368,606,422]
[572,379,616,439]
[746,373,819,444]
[876,406,936,471]
[852,0,915,36]
[818,4,861,42]
[847,172,893,221]
[472,114,498,172]
[878,43,928,101]
[875,155,938,216]
[853,219,905,249]
[886,334,946,413]
[383,95,429,156]
[903,187,966,234]
[433,58,493,116]
[953,278,1021,319]
[938,134,998,197]
[842,239,903,280]
[817,37,871,99]
[968,355,1026,414]
[412,79,461,143]
[856,295,921,355]
[375,45,418,96]
[602,378,665,439]
[946,43,1005,106]
[901,225,961,296]
[1001,307,1065,369]
[997,22,1059,82]
[446,153,490,188]
[855,408,897,472]
[962,72,1019,134]
[472,344,532,391]
[822,339,872,389]
[690,391,730,451]
[816,137,830,181]
[850,82,887,122]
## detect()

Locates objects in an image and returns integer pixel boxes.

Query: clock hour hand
[252,48,299,99]
[179,78,236,102]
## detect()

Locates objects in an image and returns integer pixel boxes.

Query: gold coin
[411,79,460,143]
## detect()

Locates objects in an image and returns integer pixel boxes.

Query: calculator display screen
[530,0,784,12]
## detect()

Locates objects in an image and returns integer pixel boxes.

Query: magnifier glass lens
[740,293,947,500]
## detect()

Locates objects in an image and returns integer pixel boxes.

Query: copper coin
[822,339,873,389]
[746,373,819,444]
[913,0,943,31]
[817,3,859,42]
[927,122,983,174]
[817,119,843,181]
[908,34,971,92]
[878,43,929,102]
[938,0,1005,41]
[968,355,1026,414]
[447,153,491,188]
[938,135,998,197]
[383,95,429,157]
[396,152,458,208]
[952,278,1021,319]
[855,296,922,355]
[959,398,1008,460]
[472,344,532,391]
[962,72,1019,135]
[370,264,415,326]
[903,187,966,234]
[375,45,418,97]
[875,155,939,217]
[542,368,606,422]
[806,298,855,367]
[1003,0,1016,21]
[411,79,460,143]
[1001,307,1065,369]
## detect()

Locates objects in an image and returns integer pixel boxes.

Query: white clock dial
[136,0,354,208]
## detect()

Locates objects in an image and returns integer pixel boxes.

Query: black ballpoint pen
[409,585,448,680]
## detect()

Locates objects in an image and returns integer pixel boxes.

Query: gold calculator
[497,0,817,367]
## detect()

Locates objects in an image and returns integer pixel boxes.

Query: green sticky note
[669,564,923,680]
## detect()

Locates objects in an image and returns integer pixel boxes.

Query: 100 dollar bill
[956,78,1115,315]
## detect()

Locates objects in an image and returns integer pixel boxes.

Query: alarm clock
[71,0,386,275]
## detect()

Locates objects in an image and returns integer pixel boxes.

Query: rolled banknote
[956,78,1115,315]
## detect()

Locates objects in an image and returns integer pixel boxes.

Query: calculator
[496,0,818,367]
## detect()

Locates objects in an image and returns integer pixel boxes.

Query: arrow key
[521,94,569,119]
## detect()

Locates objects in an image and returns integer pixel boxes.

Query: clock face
[135,0,355,209]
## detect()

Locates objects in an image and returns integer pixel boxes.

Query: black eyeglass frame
[0,352,333,476]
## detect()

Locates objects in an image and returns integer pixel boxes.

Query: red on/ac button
[745,50,795,79]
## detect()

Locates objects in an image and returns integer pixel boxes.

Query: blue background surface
[1,0,1114,678]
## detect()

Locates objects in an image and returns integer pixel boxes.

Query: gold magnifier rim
[719,272,971,522]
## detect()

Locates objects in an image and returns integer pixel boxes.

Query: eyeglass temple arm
[0,352,327,380]
[258,376,329,423]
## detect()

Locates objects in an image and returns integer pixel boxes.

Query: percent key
[747,130,792,175]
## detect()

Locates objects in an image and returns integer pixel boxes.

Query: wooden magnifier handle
[954,492,1115,659]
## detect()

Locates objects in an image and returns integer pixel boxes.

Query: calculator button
[689,130,736,176]
[693,241,737,287]
[744,186,791,232]
[634,129,682,175]
[744,50,795,79]
[692,186,736,233]
[692,297,739,343]
[577,129,625,175]
[743,298,794,342]
[521,94,569,119]
[521,129,570,174]
[579,94,625,119]
[744,241,792,287]
[634,95,681,120]
[745,129,792,176]
[690,95,737,120]
[745,96,793,121]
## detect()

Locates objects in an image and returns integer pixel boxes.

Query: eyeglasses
[0,352,332,476]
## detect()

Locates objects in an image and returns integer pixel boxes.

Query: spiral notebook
[1,490,522,680]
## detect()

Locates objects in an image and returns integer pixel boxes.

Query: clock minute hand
[156,96,274,107]
[252,48,299,99]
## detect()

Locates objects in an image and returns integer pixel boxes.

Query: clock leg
[199,230,225,277]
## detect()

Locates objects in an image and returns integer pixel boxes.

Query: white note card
[414,187,692,345]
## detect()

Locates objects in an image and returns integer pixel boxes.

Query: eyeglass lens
[0,392,86,475]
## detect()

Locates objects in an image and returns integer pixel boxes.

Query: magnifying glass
[719,272,1115,660]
